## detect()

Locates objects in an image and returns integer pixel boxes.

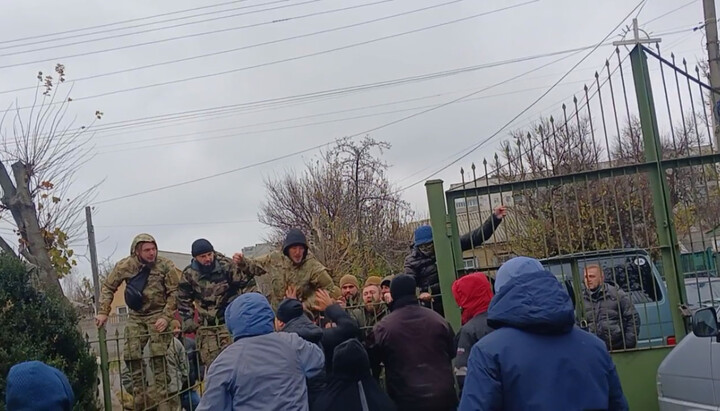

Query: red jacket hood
[452,272,493,325]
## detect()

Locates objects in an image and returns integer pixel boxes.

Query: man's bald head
[583,264,604,290]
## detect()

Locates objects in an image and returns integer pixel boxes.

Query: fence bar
[425,179,461,330]
[97,327,112,410]
[630,44,687,340]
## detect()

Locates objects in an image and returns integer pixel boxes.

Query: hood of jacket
[130,233,156,256]
[283,314,323,344]
[452,272,493,325]
[283,228,308,253]
[6,361,75,411]
[332,338,371,380]
[487,270,575,335]
[224,293,275,340]
[494,256,544,293]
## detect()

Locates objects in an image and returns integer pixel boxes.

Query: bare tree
[498,113,715,258]
[259,137,414,281]
[0,64,102,295]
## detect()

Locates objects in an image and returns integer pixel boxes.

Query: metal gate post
[97,326,113,410]
[425,179,462,330]
[630,45,687,340]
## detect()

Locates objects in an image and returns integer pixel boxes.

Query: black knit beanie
[276,298,304,323]
[390,274,417,300]
[191,238,214,257]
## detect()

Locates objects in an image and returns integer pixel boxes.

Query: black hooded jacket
[312,339,396,411]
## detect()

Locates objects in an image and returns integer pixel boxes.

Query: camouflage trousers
[196,325,232,368]
[124,313,175,411]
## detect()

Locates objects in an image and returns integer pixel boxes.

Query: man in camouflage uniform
[234,228,340,313]
[96,234,181,411]
[177,238,266,368]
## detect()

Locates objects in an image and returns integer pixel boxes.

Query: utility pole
[703,0,720,150]
[85,206,101,314]
[85,205,112,410]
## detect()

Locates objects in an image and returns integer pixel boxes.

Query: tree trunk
[0,160,63,295]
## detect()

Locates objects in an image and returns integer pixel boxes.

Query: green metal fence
[426,43,720,410]
[88,320,205,411]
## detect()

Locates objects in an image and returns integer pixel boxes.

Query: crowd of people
[4,204,640,410]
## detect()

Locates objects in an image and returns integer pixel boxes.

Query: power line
[0,0,388,70]
[81,44,599,137]
[0,0,394,96]
[92,39,577,205]
[645,0,698,25]
[9,0,540,112]
[0,0,258,45]
[96,220,258,228]
[398,0,647,192]
[96,78,590,154]
[0,0,292,53]
[0,0,330,58]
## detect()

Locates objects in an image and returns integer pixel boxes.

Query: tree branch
[0,235,17,257]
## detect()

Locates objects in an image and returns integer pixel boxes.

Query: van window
[544,254,663,303]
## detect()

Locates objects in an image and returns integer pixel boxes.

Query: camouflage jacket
[350,302,389,347]
[98,255,181,319]
[249,250,340,311]
[177,253,266,325]
[352,303,388,339]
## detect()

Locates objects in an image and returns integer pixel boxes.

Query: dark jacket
[458,270,629,411]
[373,297,457,411]
[312,339,396,411]
[403,215,502,315]
[582,283,641,351]
[320,303,361,374]
[454,312,492,392]
[282,314,327,406]
[451,272,495,393]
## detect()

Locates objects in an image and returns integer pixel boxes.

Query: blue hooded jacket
[198,293,325,411]
[459,270,629,411]
[6,361,75,411]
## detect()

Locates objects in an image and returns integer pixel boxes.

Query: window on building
[455,198,466,209]
[117,306,128,316]
[463,257,477,270]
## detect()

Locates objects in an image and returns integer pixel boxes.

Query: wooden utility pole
[703,0,720,149]
[85,206,101,314]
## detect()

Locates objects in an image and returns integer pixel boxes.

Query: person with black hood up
[234,228,340,312]
[404,205,506,317]
[458,257,629,411]
[372,274,457,411]
[178,238,266,368]
[312,339,396,411]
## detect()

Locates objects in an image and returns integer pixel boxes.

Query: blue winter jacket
[196,293,325,411]
[458,270,629,411]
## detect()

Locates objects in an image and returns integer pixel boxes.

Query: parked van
[541,249,676,348]
[657,306,720,410]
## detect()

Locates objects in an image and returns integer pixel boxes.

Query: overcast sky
[0,0,710,276]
